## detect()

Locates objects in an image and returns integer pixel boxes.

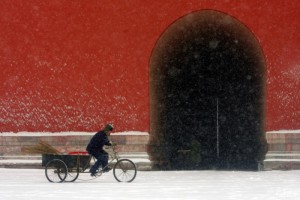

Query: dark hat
[104,124,114,132]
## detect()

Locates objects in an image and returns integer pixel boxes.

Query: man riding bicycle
[86,124,114,176]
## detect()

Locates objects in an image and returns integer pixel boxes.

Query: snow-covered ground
[0,169,300,200]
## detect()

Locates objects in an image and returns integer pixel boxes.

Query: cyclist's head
[104,124,114,132]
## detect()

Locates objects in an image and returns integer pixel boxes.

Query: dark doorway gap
[148,10,267,170]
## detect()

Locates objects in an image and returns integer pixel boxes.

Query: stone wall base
[2,130,300,170]
[0,132,149,156]
[264,130,300,170]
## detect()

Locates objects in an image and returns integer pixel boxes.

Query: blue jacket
[86,130,111,154]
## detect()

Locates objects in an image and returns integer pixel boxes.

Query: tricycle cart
[42,146,137,183]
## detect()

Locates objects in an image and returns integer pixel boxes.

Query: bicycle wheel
[45,159,68,183]
[113,159,137,182]
[64,168,79,182]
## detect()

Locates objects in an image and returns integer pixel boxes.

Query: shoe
[90,172,97,177]
[102,167,112,173]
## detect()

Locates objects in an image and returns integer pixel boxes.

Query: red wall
[0,0,299,132]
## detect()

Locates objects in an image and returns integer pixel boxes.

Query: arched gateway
[148,10,267,170]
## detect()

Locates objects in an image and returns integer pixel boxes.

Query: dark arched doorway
[148,10,267,170]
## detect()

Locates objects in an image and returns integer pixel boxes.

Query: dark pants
[89,151,109,174]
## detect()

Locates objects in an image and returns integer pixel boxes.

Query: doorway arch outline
[149,9,267,170]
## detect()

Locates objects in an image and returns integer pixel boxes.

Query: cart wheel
[45,159,68,183]
[113,159,137,182]
[64,168,79,182]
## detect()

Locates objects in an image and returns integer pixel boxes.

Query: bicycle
[42,145,137,183]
